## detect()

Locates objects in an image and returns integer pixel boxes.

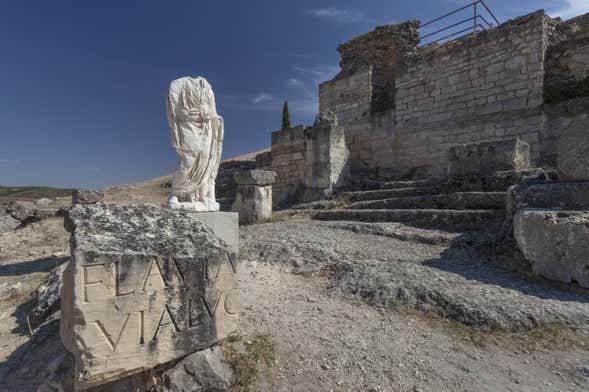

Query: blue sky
[0,0,586,188]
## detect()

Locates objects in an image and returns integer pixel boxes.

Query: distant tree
[282,101,291,129]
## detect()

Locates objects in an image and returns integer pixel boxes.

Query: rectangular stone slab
[61,204,239,390]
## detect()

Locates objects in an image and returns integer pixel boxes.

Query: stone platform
[61,204,239,390]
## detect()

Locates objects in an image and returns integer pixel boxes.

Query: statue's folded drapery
[167,76,223,211]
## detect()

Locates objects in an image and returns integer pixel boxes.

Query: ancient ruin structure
[61,204,239,389]
[167,76,224,212]
[232,170,276,225]
[265,10,589,206]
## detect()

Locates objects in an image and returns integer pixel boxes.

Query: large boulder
[448,138,530,178]
[6,200,39,223]
[0,211,19,233]
[557,116,589,180]
[163,346,233,392]
[61,204,239,389]
[502,181,589,238]
[514,209,589,287]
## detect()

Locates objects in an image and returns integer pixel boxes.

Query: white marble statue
[166,76,223,211]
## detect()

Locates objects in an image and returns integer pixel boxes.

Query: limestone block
[72,189,104,205]
[234,170,277,186]
[189,211,239,256]
[557,116,589,180]
[448,138,530,177]
[61,204,239,389]
[232,184,273,225]
[515,209,589,287]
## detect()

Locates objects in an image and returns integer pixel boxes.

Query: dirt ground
[1,215,588,391]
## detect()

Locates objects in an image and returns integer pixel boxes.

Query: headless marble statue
[167,76,223,211]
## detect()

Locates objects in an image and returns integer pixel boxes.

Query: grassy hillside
[0,186,73,204]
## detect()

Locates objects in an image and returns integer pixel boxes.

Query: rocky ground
[0,212,588,391]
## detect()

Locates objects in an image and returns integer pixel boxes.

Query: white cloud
[251,93,274,104]
[307,6,371,24]
[293,65,339,84]
[286,78,304,87]
[552,0,589,20]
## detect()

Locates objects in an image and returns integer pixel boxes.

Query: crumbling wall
[270,125,306,205]
[545,12,589,103]
[319,21,419,124]
[272,9,589,189]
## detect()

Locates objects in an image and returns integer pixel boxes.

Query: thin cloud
[0,159,20,165]
[286,78,304,87]
[552,0,589,19]
[251,93,274,104]
[306,6,372,24]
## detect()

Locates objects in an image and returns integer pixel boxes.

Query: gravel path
[241,220,589,333]
[240,262,589,392]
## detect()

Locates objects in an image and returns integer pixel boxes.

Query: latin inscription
[83,255,238,351]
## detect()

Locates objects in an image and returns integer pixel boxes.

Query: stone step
[311,209,504,230]
[347,192,506,210]
[379,179,437,190]
[348,178,436,191]
[343,186,439,202]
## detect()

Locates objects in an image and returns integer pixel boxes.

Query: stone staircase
[308,176,511,231]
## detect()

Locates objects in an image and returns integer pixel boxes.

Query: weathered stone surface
[163,346,233,392]
[61,204,239,389]
[188,211,239,256]
[303,112,350,202]
[232,185,272,225]
[0,211,19,233]
[557,115,589,180]
[233,170,276,186]
[515,209,589,288]
[6,200,38,223]
[29,261,69,330]
[72,189,104,204]
[448,138,530,178]
[167,76,223,212]
[502,181,589,239]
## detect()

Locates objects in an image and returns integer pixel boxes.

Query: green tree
[281,101,291,129]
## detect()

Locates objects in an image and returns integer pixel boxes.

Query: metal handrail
[419,0,500,45]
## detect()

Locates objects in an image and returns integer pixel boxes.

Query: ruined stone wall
[396,11,547,126]
[319,66,373,125]
[270,125,306,205]
[545,12,589,103]
[319,22,420,124]
[271,9,589,188]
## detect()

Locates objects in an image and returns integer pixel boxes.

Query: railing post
[473,2,478,39]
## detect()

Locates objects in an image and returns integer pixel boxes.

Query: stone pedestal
[61,204,239,390]
[232,170,276,225]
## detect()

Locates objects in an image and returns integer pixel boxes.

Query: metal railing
[419,1,500,45]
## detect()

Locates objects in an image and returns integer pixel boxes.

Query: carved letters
[82,255,237,351]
